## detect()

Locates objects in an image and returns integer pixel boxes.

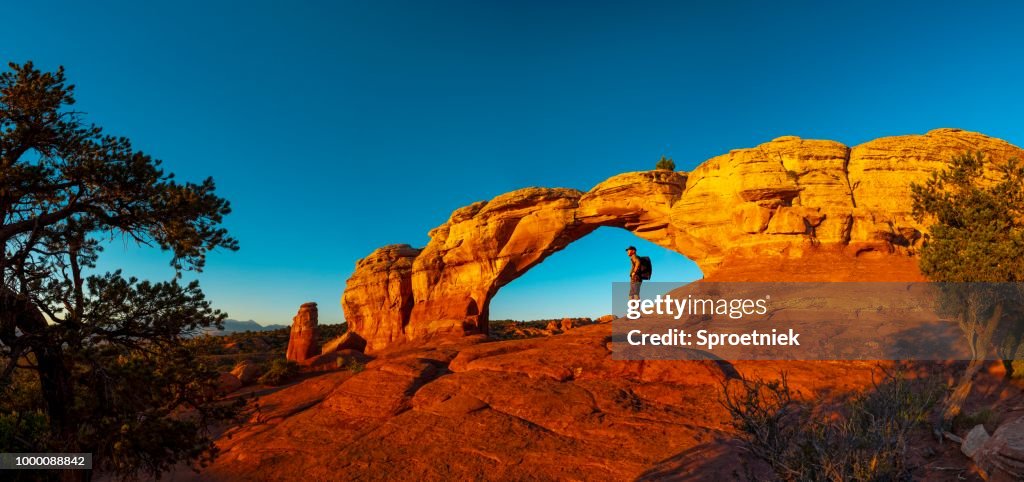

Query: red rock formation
[322,331,367,354]
[286,302,321,362]
[230,360,262,385]
[198,323,956,481]
[342,244,419,349]
[216,372,242,395]
[343,129,1024,351]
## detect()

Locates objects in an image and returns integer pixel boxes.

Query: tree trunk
[0,290,86,481]
[941,301,1005,426]
[941,357,984,425]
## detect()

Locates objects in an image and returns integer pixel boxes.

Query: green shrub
[655,155,675,171]
[257,359,299,386]
[336,356,366,373]
[0,410,50,453]
[953,408,997,433]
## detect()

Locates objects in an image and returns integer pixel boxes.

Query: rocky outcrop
[967,417,1024,481]
[216,372,242,395]
[342,244,420,349]
[343,129,1024,351]
[230,360,262,386]
[322,331,367,354]
[199,324,914,481]
[344,189,598,350]
[286,302,321,362]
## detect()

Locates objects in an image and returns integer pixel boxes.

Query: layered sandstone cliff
[343,129,1024,351]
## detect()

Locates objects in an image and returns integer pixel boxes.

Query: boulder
[972,416,1024,481]
[216,372,242,395]
[322,331,367,354]
[962,424,990,458]
[286,302,320,362]
[230,361,262,385]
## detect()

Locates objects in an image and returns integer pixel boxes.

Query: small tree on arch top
[655,155,675,171]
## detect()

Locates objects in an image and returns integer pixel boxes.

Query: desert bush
[953,407,997,433]
[0,410,49,454]
[721,369,943,481]
[336,356,366,373]
[257,359,299,386]
[655,155,675,171]
[0,363,49,453]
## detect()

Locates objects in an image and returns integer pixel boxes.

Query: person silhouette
[626,246,642,300]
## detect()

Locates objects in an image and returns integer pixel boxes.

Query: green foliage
[0,410,49,453]
[911,151,1024,283]
[0,61,240,479]
[655,155,675,171]
[337,356,365,373]
[721,369,943,482]
[74,343,243,477]
[911,151,1024,421]
[0,362,48,453]
[953,408,997,433]
[258,359,299,386]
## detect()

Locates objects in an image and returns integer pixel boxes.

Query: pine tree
[911,150,1024,424]
[0,62,240,481]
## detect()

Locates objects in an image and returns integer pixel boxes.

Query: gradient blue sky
[4,1,1023,325]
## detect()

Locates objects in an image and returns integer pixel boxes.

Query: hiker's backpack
[638,256,653,280]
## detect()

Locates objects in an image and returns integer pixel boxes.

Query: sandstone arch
[343,129,1024,351]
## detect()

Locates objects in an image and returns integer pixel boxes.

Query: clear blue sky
[4,1,1023,325]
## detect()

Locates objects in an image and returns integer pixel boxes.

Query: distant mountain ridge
[201,319,289,335]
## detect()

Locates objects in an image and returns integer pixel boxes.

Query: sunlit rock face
[343,129,1024,351]
[286,302,321,362]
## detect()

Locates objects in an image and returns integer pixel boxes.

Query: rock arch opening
[487,226,703,322]
[343,170,697,351]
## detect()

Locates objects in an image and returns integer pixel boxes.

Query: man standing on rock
[627,246,642,300]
